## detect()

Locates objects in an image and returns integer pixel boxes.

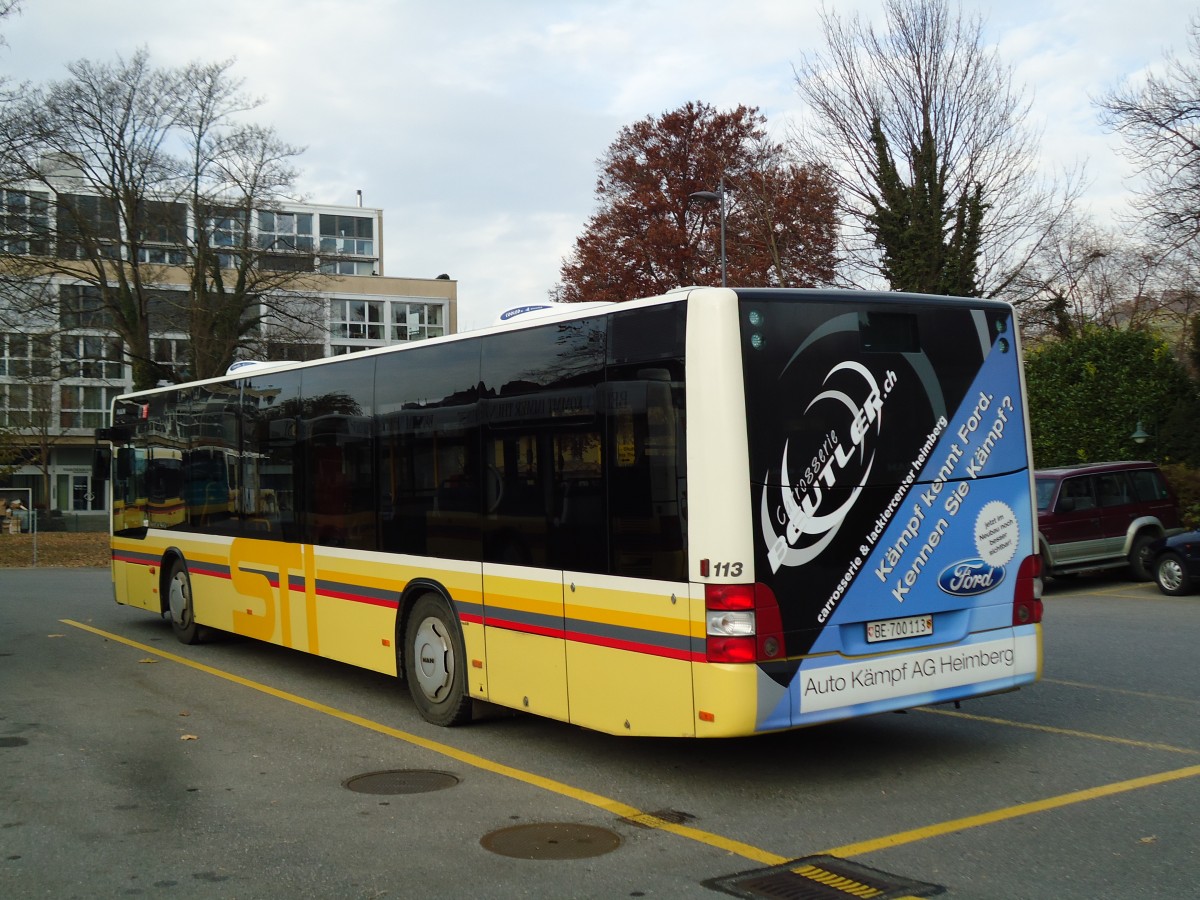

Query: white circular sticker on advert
[975,500,1019,567]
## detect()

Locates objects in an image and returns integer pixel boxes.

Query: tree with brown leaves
[553,102,838,303]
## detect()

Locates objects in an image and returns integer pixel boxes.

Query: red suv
[1035,461,1182,580]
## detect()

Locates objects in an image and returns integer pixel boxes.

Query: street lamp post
[1131,420,1156,460]
[688,173,727,287]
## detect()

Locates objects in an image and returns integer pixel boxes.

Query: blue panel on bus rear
[740,295,1037,731]
[801,333,1031,646]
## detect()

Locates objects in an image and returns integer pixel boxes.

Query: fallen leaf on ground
[180,734,199,741]
[137,657,158,664]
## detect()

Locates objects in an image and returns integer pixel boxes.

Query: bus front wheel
[403,593,472,727]
[166,559,207,645]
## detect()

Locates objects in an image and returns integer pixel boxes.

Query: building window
[0,333,53,378]
[330,299,384,341]
[60,384,121,430]
[320,258,376,276]
[56,194,120,260]
[206,206,248,269]
[0,382,51,428]
[153,337,188,377]
[319,214,373,257]
[135,200,187,264]
[265,341,324,362]
[136,246,188,265]
[258,211,316,272]
[147,289,189,334]
[60,335,124,380]
[59,285,114,330]
[258,211,314,253]
[0,189,50,255]
[391,302,445,342]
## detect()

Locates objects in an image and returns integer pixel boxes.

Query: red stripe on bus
[566,629,701,662]
[482,616,566,640]
[314,587,398,609]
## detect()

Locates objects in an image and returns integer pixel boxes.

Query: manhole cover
[0,737,29,748]
[480,822,622,860]
[343,769,460,795]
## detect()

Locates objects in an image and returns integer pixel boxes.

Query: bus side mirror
[92,447,111,483]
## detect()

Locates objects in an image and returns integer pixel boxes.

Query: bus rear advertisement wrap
[739,292,1039,730]
[100,287,1040,737]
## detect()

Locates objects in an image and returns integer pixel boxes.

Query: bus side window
[376,339,483,562]
[606,303,687,582]
[604,365,686,581]
[480,318,607,572]
[297,356,376,550]
[243,371,303,543]
[115,447,133,480]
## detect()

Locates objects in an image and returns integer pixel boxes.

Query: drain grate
[621,808,697,828]
[481,822,622,860]
[343,769,460,795]
[704,855,943,899]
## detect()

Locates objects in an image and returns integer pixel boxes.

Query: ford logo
[938,558,1005,596]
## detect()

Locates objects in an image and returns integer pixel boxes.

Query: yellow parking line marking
[62,619,787,866]
[64,619,1199,868]
[820,765,1200,858]
[1041,677,1200,707]
[1093,582,1158,595]
[916,706,1199,755]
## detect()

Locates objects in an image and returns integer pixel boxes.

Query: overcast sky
[3,0,1194,329]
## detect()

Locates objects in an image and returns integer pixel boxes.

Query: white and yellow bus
[99,287,1042,737]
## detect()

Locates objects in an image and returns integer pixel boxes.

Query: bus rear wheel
[403,593,472,727]
[166,559,207,645]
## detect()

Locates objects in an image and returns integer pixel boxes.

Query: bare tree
[792,0,1079,298]
[0,49,323,389]
[1097,17,1200,263]
[1012,217,1155,338]
[175,60,325,379]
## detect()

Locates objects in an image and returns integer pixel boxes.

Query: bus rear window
[860,311,919,353]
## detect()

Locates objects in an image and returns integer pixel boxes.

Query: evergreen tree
[866,116,983,295]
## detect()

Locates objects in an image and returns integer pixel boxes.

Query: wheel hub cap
[168,575,189,626]
[413,617,453,702]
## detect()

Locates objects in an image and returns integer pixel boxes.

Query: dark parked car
[1035,461,1183,580]
[1150,531,1200,595]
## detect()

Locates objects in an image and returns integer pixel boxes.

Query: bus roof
[114,287,1013,401]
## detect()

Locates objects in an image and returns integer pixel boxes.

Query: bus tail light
[705,583,786,663]
[1013,554,1043,625]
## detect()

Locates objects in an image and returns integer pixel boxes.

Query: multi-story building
[0,193,457,529]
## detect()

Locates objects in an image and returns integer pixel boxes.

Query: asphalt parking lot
[2,567,1197,899]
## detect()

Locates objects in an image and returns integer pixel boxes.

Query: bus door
[481,427,570,723]
[564,375,693,737]
[108,437,161,612]
[478,321,609,724]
